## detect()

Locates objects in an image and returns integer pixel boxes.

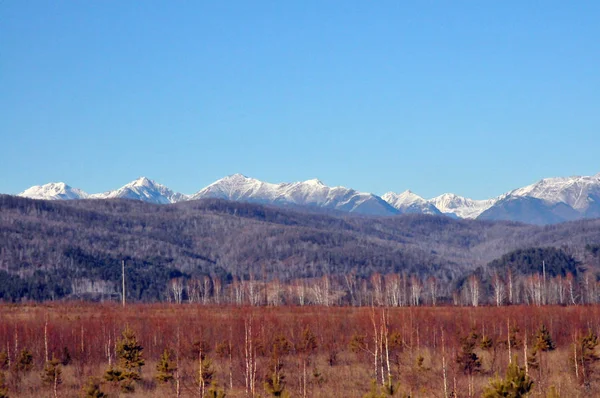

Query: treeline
[1,304,600,397]
[161,252,596,307]
[2,195,600,303]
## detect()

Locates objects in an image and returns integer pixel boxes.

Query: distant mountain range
[16,172,600,225]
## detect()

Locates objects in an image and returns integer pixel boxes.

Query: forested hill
[1,194,600,302]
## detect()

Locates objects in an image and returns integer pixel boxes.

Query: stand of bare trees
[165,268,600,307]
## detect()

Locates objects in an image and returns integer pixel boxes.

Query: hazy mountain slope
[3,194,600,274]
[477,196,580,225]
[2,194,600,300]
[477,174,600,224]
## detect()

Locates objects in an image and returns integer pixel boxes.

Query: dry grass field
[0,303,599,397]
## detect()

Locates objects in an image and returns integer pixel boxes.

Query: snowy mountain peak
[129,176,154,187]
[89,178,188,204]
[382,190,424,204]
[382,190,423,204]
[434,193,459,201]
[508,174,600,211]
[428,193,496,219]
[19,182,89,200]
[303,178,325,186]
[195,174,278,202]
[224,173,251,182]
[382,190,440,215]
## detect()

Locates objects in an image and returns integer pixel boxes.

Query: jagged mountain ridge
[18,175,400,216]
[507,174,600,211]
[15,172,600,224]
[190,174,399,216]
[89,177,189,204]
[477,174,600,225]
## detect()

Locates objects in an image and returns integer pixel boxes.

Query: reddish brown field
[0,303,599,397]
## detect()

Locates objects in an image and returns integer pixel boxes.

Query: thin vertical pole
[122,260,126,307]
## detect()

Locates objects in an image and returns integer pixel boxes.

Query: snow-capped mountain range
[14,172,600,224]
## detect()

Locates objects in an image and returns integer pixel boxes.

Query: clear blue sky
[1,1,599,199]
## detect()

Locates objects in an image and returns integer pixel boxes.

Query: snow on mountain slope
[191,174,398,216]
[276,179,331,206]
[18,182,89,200]
[476,173,600,224]
[382,190,441,215]
[477,195,580,225]
[90,177,188,204]
[190,174,280,202]
[429,193,497,219]
[507,174,600,211]
[15,171,600,223]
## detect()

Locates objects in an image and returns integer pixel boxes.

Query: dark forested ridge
[1,194,600,302]
[487,247,581,277]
